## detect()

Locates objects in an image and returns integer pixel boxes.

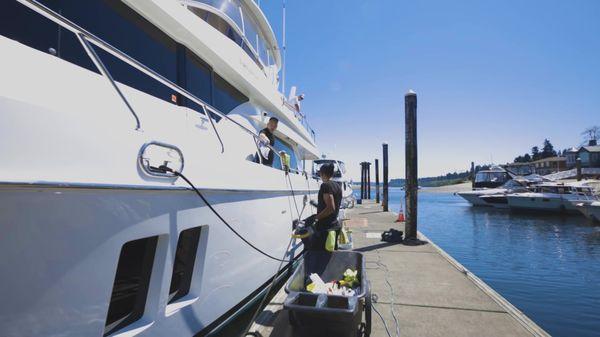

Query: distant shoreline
[351,180,472,193]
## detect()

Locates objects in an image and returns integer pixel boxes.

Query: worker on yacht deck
[289,93,305,120]
[258,117,278,167]
[310,163,342,251]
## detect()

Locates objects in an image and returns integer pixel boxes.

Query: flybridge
[180,0,281,83]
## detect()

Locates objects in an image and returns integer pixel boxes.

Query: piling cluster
[358,90,419,242]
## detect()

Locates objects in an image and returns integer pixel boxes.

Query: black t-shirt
[317,180,342,230]
[260,127,275,166]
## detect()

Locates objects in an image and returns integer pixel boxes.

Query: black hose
[162,168,291,263]
[286,171,302,219]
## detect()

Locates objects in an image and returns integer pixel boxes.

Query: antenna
[281,0,287,95]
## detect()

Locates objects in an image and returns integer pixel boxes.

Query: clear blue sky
[260,0,600,180]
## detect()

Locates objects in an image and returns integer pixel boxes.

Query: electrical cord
[153,166,292,263]
[371,294,393,337]
[372,250,401,337]
[285,171,302,219]
[244,236,295,336]
[153,165,308,336]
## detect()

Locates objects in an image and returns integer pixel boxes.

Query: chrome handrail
[16,0,285,156]
[75,32,141,130]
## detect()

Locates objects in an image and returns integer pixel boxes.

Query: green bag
[325,230,336,252]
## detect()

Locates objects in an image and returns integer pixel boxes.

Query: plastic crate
[283,251,371,337]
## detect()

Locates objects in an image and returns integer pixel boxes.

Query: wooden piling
[576,158,582,181]
[375,159,380,203]
[405,90,418,240]
[360,162,365,199]
[366,162,371,199]
[470,161,475,181]
[382,143,389,211]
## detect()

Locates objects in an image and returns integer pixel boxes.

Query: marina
[1,0,600,336]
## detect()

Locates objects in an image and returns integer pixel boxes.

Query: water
[361,187,600,337]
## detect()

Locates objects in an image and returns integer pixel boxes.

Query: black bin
[284,251,371,337]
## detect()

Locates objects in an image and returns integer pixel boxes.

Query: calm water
[361,187,600,337]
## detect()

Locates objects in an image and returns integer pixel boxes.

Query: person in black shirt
[311,162,342,251]
[258,117,278,166]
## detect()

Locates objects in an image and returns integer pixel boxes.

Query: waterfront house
[565,147,579,169]
[531,156,566,175]
[577,140,600,168]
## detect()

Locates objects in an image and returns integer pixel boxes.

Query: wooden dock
[247,200,550,337]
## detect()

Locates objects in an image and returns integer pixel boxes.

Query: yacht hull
[457,191,490,206]
[506,194,578,213]
[0,185,306,337]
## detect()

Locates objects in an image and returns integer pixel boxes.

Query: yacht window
[105,236,158,336]
[541,186,559,194]
[3,0,179,103]
[169,227,202,303]
[1,1,61,59]
[337,161,347,175]
[272,137,299,172]
[188,7,244,47]
[474,172,490,183]
[5,1,250,119]
[214,73,248,115]
[59,0,179,102]
[183,48,213,109]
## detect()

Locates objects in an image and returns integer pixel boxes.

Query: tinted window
[273,137,298,172]
[0,1,61,57]
[59,0,178,102]
[214,73,248,114]
[3,1,248,117]
[184,48,212,110]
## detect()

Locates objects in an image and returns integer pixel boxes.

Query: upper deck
[180,0,281,86]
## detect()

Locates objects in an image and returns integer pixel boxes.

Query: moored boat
[458,178,531,207]
[0,1,322,336]
[506,182,598,213]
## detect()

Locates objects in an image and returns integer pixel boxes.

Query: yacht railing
[16,0,293,164]
[282,100,316,142]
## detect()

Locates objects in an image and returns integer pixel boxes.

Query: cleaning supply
[306,269,359,297]
[325,230,336,252]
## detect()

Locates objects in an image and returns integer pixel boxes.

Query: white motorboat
[458,178,532,207]
[0,1,321,336]
[506,182,598,213]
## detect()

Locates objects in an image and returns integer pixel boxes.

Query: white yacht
[506,182,598,213]
[312,158,355,208]
[0,1,321,337]
[457,176,541,207]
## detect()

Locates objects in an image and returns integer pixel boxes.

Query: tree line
[513,139,557,163]
[513,127,599,163]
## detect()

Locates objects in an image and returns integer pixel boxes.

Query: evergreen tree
[523,153,531,162]
[531,146,541,161]
[541,139,557,158]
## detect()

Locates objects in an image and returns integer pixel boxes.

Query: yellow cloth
[325,230,336,252]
